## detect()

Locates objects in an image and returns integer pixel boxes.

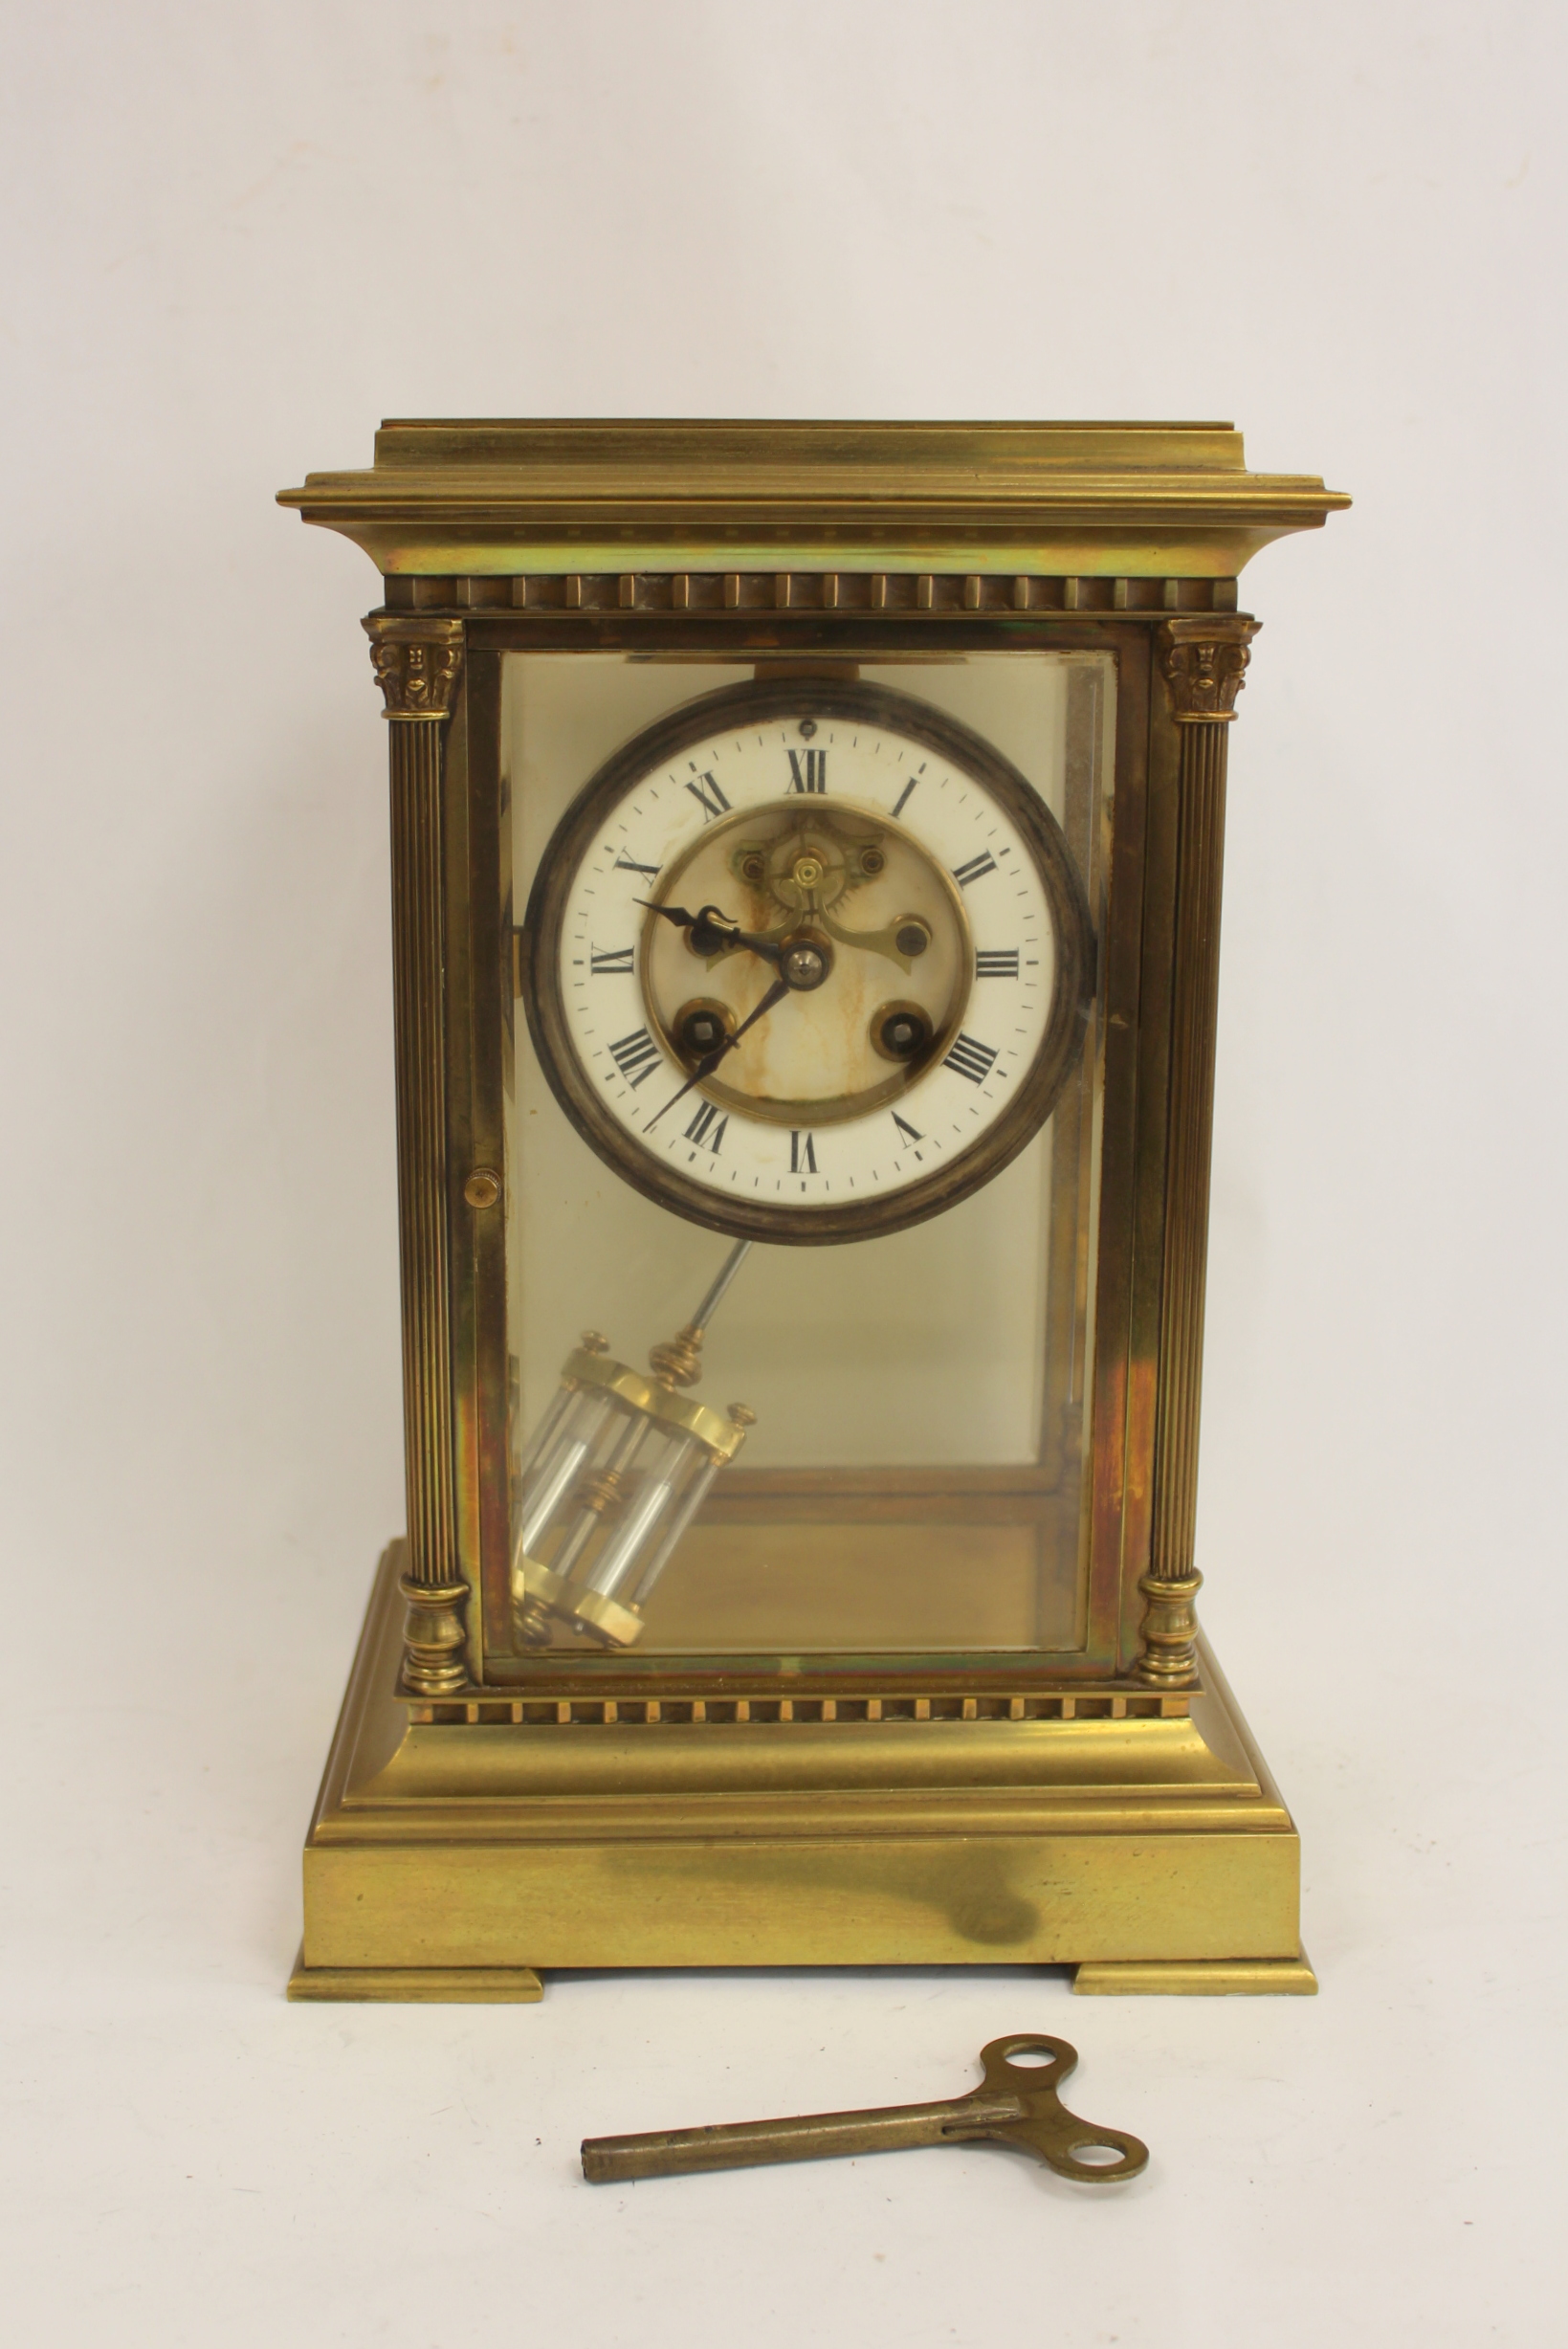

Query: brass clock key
[581,2035,1148,2185]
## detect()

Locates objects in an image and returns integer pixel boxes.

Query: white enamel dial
[526,681,1091,1241]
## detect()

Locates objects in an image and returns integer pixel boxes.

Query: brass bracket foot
[287,1950,544,2003]
[1072,1950,1316,1996]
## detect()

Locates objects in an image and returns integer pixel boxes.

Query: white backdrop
[2,5,1562,2343]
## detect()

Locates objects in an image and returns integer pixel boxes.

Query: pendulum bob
[510,1337,753,1651]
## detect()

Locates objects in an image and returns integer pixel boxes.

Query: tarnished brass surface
[280,423,1345,1989]
[510,1552,571,1650]
[278,420,1347,580]
[408,569,1246,616]
[646,1322,705,1388]
[1134,618,1260,1687]
[1134,1569,1205,1688]
[1073,1953,1317,1996]
[568,1587,647,1649]
[288,1954,542,2003]
[1040,660,1106,1496]
[296,1547,1306,1983]
[561,1347,750,1462]
[365,612,464,718]
[371,615,470,1695]
[582,2034,1146,2184]
[396,1572,469,1699]
[1159,615,1260,720]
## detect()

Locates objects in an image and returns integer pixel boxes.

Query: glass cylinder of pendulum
[510,1244,755,1650]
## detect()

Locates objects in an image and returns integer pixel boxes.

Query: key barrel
[583,2096,1012,2182]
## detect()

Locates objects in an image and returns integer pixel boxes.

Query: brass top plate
[278,417,1349,580]
[563,1346,748,1462]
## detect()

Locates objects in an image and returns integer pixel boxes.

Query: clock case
[278,422,1347,2002]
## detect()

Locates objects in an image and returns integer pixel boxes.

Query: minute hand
[645,975,791,1132]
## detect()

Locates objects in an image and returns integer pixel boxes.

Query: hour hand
[637,899,738,957]
[638,900,786,967]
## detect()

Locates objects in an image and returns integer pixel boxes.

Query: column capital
[364,613,466,721]
[1159,615,1261,723]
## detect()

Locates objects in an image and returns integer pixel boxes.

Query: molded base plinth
[293,1547,1311,1998]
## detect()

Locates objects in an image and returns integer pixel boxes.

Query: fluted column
[1134,616,1261,1687]
[364,613,470,1696]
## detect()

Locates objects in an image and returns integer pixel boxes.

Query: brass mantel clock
[278,420,1348,2001]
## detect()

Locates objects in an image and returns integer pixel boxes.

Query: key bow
[944,2033,1148,2183]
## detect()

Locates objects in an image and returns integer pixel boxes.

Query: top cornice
[278,419,1349,581]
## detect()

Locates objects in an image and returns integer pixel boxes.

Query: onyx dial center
[642,791,973,1123]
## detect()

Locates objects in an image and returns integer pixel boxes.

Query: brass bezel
[520,676,1094,1245]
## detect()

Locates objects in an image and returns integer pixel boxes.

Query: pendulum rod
[689,1238,753,1338]
[649,1239,753,1390]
